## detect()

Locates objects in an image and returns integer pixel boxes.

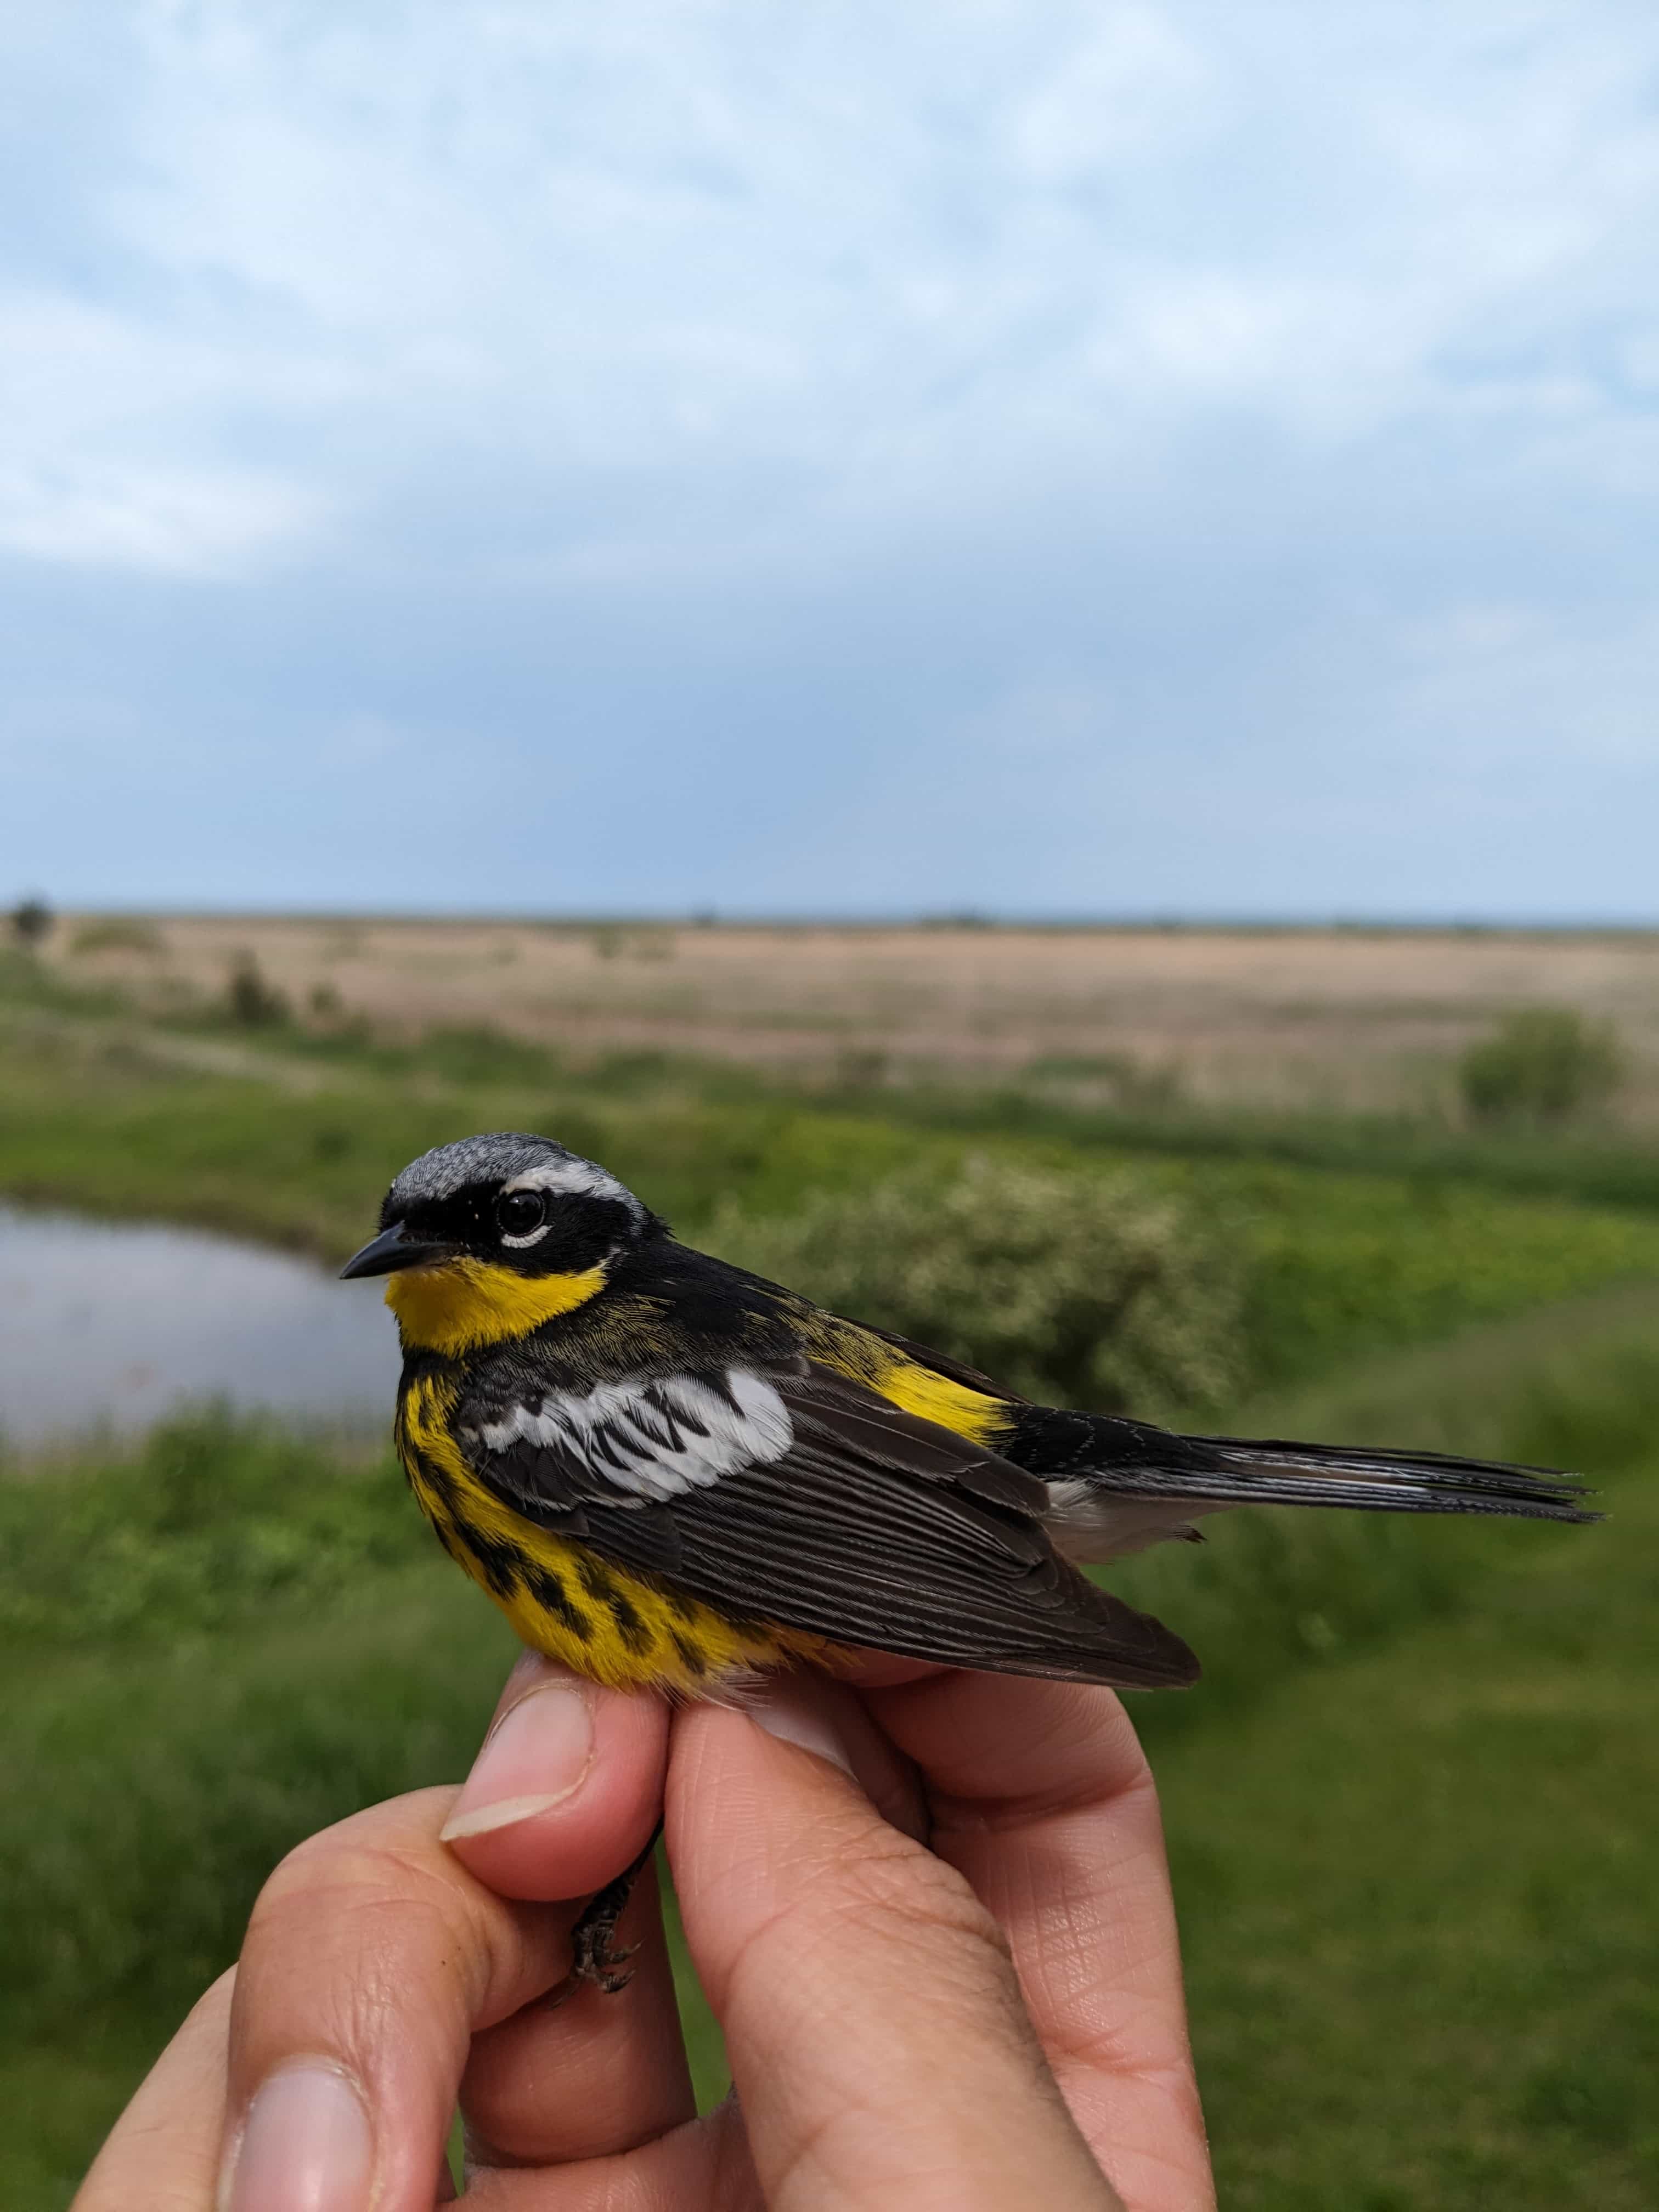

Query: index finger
[219,1672,668,2212]
[859,1667,1214,2212]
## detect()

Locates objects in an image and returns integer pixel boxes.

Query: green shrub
[588,925,673,961]
[224,952,289,1028]
[10,896,55,949]
[1459,1008,1624,1128]
[420,1022,562,1085]
[707,1153,1245,1415]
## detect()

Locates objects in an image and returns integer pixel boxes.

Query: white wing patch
[471,1369,793,1503]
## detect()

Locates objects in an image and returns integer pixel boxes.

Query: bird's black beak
[339,1223,456,1280]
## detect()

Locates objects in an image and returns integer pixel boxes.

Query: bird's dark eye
[496,1188,548,1240]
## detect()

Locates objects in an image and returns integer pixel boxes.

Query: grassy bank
[4,1284,1656,2204]
[8,998,1659,1404]
[823,1074,1659,1214]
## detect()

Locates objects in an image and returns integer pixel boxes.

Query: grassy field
[1167,1449,1659,2208]
[35,910,1659,1115]
[3,940,1657,2204]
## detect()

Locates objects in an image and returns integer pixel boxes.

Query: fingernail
[749,1681,855,1775]
[227,2062,373,2212]
[439,1680,595,1842]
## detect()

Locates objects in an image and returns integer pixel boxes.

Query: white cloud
[1002,8,1217,174]
[0,284,329,576]
[0,459,319,575]
[5,0,1652,552]
[2,1,1658,913]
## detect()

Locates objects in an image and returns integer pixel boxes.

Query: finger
[461,1854,696,2169]
[742,1669,930,1842]
[456,1671,1071,2212]
[440,1654,669,1899]
[219,1658,667,2212]
[460,1674,923,2196]
[668,1679,1125,2212]
[71,1968,236,2212]
[862,1669,1213,2212]
[219,1788,557,2212]
[441,1657,696,2168]
[453,2105,763,2212]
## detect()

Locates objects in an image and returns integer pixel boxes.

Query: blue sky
[3,1,1658,917]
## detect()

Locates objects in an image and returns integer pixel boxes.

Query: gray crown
[389,1132,640,1216]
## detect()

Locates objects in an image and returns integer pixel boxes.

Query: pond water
[0,1205,400,1444]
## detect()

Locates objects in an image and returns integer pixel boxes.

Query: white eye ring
[496,1187,552,1246]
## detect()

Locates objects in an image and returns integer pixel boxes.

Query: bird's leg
[550,1822,664,2002]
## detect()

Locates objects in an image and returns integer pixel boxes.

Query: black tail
[1116,1429,1598,1523]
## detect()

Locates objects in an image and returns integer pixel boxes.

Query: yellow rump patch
[868,1355,1014,1445]
[798,1311,1016,1446]
[386,1255,608,1357]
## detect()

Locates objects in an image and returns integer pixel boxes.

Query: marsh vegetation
[37,911,1659,1121]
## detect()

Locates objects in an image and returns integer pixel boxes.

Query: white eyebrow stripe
[501,1159,642,1214]
[472,1369,793,1502]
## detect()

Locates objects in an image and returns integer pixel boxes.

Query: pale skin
[73,1656,1216,2212]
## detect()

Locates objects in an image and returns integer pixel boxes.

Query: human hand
[74,1655,1214,2211]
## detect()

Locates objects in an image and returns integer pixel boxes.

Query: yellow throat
[385,1255,608,1357]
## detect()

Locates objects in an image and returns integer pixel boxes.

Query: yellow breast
[396,1371,819,1693]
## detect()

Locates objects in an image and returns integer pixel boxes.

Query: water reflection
[0,1206,399,1444]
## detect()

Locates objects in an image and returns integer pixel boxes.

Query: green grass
[0,1529,516,2204]
[3,1568,511,2046]
[1139,1294,1659,2204]
[1163,1454,1659,2209]
[834,1074,1659,1214]
[0,1417,503,2050]
[0,2036,166,2212]
[0,1414,422,1651]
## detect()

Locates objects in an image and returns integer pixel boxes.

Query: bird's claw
[549,1930,639,2006]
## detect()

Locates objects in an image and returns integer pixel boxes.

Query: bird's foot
[547,1827,659,2004]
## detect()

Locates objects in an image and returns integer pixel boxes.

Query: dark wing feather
[460,1380,693,1575]
[1006,1407,1595,1523]
[459,1361,1197,1690]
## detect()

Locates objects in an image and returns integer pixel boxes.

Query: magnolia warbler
[343,1130,1592,1987]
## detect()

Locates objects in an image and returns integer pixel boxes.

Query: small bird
[343,1130,1592,1985]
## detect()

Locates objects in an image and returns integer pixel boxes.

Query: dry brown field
[48,915,1659,1118]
